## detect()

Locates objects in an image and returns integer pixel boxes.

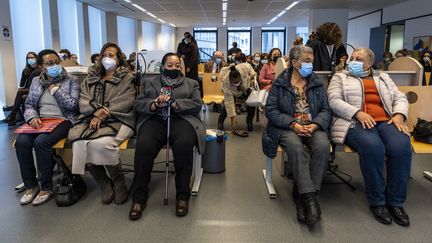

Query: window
[88,5,106,55]
[117,16,137,56]
[261,27,286,55]
[193,28,217,62]
[159,25,175,52]
[296,27,309,45]
[142,21,156,51]
[227,27,251,55]
[10,0,50,84]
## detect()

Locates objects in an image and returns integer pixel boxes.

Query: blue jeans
[345,122,411,206]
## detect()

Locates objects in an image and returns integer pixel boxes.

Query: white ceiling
[79,0,409,27]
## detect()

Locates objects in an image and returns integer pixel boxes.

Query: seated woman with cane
[130,53,205,220]
[262,45,332,225]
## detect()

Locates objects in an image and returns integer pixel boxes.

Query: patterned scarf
[39,68,67,87]
[157,74,181,119]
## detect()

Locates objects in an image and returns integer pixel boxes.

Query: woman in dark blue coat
[262,45,332,225]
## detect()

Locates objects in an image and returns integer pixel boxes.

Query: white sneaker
[31,191,52,206]
[20,187,40,205]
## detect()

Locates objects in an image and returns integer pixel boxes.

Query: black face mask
[272,56,279,63]
[163,69,181,79]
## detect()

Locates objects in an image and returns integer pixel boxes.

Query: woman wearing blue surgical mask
[130,53,205,220]
[328,48,411,226]
[2,52,41,125]
[68,42,136,206]
[263,45,332,226]
[15,49,80,206]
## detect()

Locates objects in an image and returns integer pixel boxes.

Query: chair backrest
[388,57,424,86]
[202,73,223,98]
[198,63,205,75]
[397,86,432,131]
[275,57,288,78]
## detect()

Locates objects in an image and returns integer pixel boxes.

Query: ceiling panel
[80,0,410,27]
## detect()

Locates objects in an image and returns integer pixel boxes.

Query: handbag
[53,154,87,207]
[246,89,268,107]
[413,118,432,143]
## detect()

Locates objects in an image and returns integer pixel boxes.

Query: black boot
[293,184,306,222]
[87,165,114,204]
[107,163,128,205]
[218,106,228,131]
[302,192,321,225]
[246,106,255,132]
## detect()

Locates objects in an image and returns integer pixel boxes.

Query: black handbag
[53,154,87,207]
[413,118,432,143]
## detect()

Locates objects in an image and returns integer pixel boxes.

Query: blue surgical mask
[46,65,62,78]
[215,58,222,65]
[27,58,36,66]
[348,61,369,77]
[297,62,313,77]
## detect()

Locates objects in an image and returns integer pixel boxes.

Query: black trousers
[132,116,197,203]
[9,89,28,120]
[15,120,71,191]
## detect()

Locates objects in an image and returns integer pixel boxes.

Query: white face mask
[102,57,117,71]
[424,56,431,63]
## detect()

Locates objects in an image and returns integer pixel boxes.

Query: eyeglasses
[43,60,61,67]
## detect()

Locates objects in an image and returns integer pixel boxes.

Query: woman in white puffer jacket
[328,47,412,227]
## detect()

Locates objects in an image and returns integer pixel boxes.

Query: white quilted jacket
[327,70,408,144]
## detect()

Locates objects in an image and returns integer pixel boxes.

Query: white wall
[347,11,381,50]
[404,15,432,50]
[382,0,432,24]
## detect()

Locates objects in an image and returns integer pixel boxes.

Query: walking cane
[164,99,174,205]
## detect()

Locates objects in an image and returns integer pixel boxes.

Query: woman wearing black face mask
[130,53,205,220]
[259,48,281,90]
[68,42,136,205]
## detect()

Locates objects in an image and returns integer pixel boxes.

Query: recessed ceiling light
[170,23,176,27]
[131,3,146,12]
[285,1,299,10]
[146,12,157,18]
[157,18,165,23]
[124,0,132,3]
[277,11,286,17]
[222,3,227,11]
[223,11,227,18]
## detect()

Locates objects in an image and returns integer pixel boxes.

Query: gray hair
[289,45,313,63]
[353,47,375,65]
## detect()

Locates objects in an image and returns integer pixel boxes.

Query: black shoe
[388,206,410,226]
[303,193,320,225]
[129,202,145,220]
[2,105,12,112]
[176,200,189,217]
[369,205,392,225]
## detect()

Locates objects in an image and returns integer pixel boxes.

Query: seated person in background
[250,52,263,74]
[88,53,100,71]
[204,51,228,73]
[70,54,79,65]
[328,47,411,226]
[15,49,80,206]
[335,53,348,72]
[420,51,431,85]
[394,49,408,58]
[263,45,331,225]
[293,36,304,46]
[376,51,394,71]
[227,42,242,63]
[218,63,257,136]
[127,52,137,72]
[130,53,205,220]
[234,52,247,64]
[3,51,41,125]
[68,42,136,205]
[59,49,78,67]
[259,48,281,90]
